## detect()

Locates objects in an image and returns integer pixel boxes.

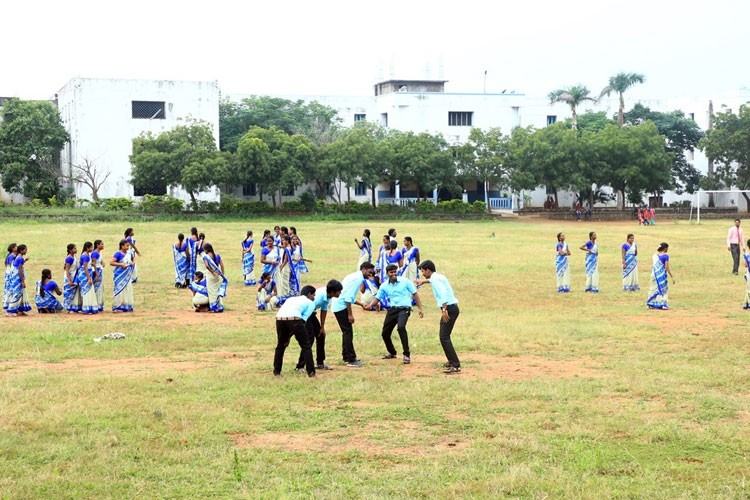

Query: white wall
[57,78,220,201]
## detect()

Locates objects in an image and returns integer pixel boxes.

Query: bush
[280,200,307,212]
[337,201,375,214]
[139,194,184,213]
[437,199,469,214]
[298,191,318,213]
[470,201,487,213]
[414,201,435,214]
[98,198,134,211]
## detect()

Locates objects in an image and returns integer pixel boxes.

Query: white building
[56,77,221,202]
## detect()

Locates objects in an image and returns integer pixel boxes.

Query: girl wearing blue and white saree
[111,239,134,312]
[202,243,228,313]
[579,231,599,293]
[187,227,199,284]
[256,272,279,311]
[124,228,141,284]
[195,233,207,275]
[5,244,32,316]
[375,234,390,285]
[173,233,189,288]
[355,229,372,271]
[241,231,257,286]
[399,236,420,281]
[260,236,281,284]
[646,242,674,310]
[277,236,299,303]
[77,242,100,314]
[621,233,640,291]
[742,242,750,310]
[555,232,571,293]
[289,227,309,275]
[92,240,105,312]
[63,243,82,313]
[3,243,17,311]
[34,269,63,313]
[189,271,210,312]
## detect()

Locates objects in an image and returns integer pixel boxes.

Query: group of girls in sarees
[252,225,311,311]
[554,232,685,310]
[4,243,32,316]
[172,226,227,313]
[60,240,109,314]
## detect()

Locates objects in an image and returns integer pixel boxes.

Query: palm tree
[600,72,645,126]
[548,85,596,130]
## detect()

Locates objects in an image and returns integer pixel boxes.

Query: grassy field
[0,217,748,498]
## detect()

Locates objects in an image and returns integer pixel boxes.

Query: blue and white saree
[743,252,750,310]
[646,252,669,309]
[64,256,82,312]
[296,240,309,274]
[583,241,599,293]
[187,237,199,282]
[35,281,63,312]
[555,242,570,293]
[173,242,189,286]
[4,257,31,314]
[112,251,134,312]
[399,246,420,281]
[242,239,257,286]
[189,278,209,308]
[3,253,15,310]
[203,253,228,312]
[126,237,138,283]
[357,237,372,270]
[622,242,640,291]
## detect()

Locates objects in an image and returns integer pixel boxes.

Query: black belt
[277,316,302,321]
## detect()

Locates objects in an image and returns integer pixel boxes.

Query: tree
[457,128,510,211]
[700,104,750,208]
[590,122,673,208]
[599,72,645,126]
[548,85,596,130]
[219,96,340,152]
[0,98,69,201]
[68,156,111,202]
[623,103,704,194]
[235,126,314,207]
[130,119,227,205]
[386,131,455,200]
[566,111,616,135]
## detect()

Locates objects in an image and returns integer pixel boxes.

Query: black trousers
[381,307,411,357]
[731,243,741,274]
[274,319,314,375]
[334,309,357,362]
[296,312,325,368]
[440,304,461,368]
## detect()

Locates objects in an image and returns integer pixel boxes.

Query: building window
[448,112,473,127]
[354,113,366,122]
[355,182,366,196]
[689,112,695,121]
[282,185,295,196]
[380,113,388,127]
[546,115,557,126]
[132,101,166,119]
[242,183,257,196]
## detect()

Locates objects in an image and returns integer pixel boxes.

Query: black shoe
[403,356,411,364]
[308,372,316,378]
[381,353,397,359]
[443,366,461,374]
[316,363,332,370]
[345,360,364,367]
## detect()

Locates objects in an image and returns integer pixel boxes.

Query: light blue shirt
[427,272,458,308]
[331,271,365,313]
[376,277,416,308]
[276,295,315,321]
[313,287,331,312]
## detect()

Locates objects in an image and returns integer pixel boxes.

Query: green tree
[599,72,646,126]
[219,96,340,152]
[130,120,227,206]
[566,111,616,135]
[548,85,596,130]
[387,131,455,200]
[700,104,750,208]
[235,126,314,207]
[623,103,704,194]
[0,98,69,201]
[457,127,510,211]
[591,122,673,208]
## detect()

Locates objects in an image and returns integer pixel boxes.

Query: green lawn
[0,217,748,498]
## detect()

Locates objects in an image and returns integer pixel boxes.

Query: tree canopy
[701,104,750,206]
[0,98,69,200]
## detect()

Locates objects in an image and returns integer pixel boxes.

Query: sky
[2,0,749,103]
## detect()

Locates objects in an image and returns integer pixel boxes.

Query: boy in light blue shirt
[416,260,461,374]
[273,286,317,377]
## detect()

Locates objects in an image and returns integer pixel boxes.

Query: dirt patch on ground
[228,419,469,457]
[626,310,742,336]
[0,351,603,381]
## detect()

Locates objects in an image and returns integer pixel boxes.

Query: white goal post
[691,189,750,224]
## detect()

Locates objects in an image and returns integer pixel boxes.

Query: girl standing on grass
[579,231,599,293]
[399,236,420,281]
[78,241,99,314]
[277,236,299,303]
[743,239,750,310]
[202,243,227,313]
[5,244,31,316]
[260,236,280,284]
[195,232,207,275]
[621,233,639,291]
[92,240,106,312]
[289,227,309,274]
[187,227,200,284]
[34,269,63,313]
[555,233,571,293]
[241,231,257,286]
[646,242,674,310]
[355,229,372,270]
[173,233,189,288]
[63,243,81,312]
[375,234,390,285]
[124,228,141,283]
[111,239,134,313]
[3,243,18,311]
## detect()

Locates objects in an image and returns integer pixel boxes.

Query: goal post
[691,189,750,224]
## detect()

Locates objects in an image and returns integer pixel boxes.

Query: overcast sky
[2,0,748,102]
